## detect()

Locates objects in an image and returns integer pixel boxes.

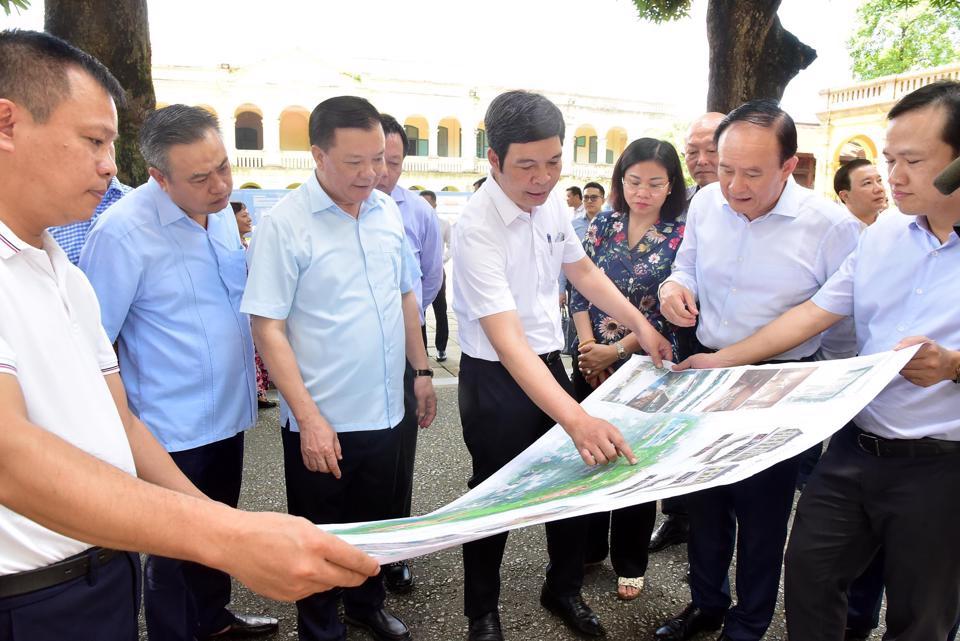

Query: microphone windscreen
[933,156,960,195]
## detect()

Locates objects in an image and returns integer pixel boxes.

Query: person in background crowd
[82,105,279,641]
[231,201,277,411]
[675,80,960,641]
[452,89,673,641]
[566,185,585,218]
[570,139,698,601]
[655,100,861,641]
[376,113,443,595]
[49,175,130,265]
[420,189,451,363]
[834,157,888,227]
[242,95,436,641]
[0,29,377,641]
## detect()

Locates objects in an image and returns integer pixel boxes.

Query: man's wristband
[414,368,434,378]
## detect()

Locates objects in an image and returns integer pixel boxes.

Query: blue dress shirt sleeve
[812,241,859,318]
[240,213,299,320]
[663,194,700,299]
[78,230,144,343]
[399,233,419,295]
[418,204,444,309]
[0,333,17,376]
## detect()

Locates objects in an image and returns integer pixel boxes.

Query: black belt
[855,428,960,458]
[0,547,120,599]
[539,350,561,365]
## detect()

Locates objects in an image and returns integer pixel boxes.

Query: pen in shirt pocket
[547,233,553,254]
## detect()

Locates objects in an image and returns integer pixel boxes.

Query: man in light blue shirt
[677,81,960,641]
[654,100,861,641]
[375,114,443,594]
[241,96,436,641]
[80,105,276,641]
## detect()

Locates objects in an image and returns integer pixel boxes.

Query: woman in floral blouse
[569,137,696,601]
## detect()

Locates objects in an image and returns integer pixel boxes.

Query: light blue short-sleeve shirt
[79,179,256,452]
[812,213,960,441]
[240,173,416,433]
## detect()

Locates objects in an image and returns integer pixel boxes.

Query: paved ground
[140,385,800,641]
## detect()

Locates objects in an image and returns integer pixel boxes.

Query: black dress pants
[459,353,589,619]
[145,432,244,641]
[571,363,657,576]
[785,423,960,641]
[389,362,418,520]
[686,453,800,641]
[282,424,401,641]
[0,550,141,641]
[432,274,448,353]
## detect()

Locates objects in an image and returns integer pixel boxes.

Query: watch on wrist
[414,368,434,378]
[615,341,627,360]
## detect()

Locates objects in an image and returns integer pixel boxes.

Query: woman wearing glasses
[569,137,697,601]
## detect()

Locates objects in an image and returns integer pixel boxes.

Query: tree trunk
[706,0,817,113]
[45,0,155,187]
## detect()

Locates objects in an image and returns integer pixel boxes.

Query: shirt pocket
[219,248,249,306]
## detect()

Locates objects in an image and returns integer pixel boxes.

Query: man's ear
[148,166,167,190]
[311,144,324,171]
[781,155,799,179]
[487,147,501,173]
[838,189,850,205]
[0,100,21,153]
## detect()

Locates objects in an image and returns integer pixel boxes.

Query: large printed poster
[322,349,917,562]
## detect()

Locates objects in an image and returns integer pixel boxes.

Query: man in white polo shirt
[0,29,378,641]
[452,90,672,641]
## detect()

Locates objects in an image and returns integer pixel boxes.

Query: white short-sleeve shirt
[0,221,136,574]
[452,176,586,361]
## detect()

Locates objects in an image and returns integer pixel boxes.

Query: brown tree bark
[45,0,155,186]
[706,0,817,113]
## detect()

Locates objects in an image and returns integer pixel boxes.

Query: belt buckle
[857,433,882,456]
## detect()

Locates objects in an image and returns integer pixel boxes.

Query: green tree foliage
[631,0,691,23]
[848,0,960,80]
[0,0,30,15]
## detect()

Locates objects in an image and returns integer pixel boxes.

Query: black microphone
[933,155,960,195]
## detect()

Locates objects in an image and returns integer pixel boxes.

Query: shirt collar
[390,184,407,203]
[483,173,533,226]
[0,219,26,260]
[719,175,801,220]
[306,171,384,218]
[908,214,960,246]
[147,178,190,227]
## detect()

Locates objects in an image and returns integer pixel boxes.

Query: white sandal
[616,576,644,601]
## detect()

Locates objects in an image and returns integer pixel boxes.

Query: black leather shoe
[539,583,605,637]
[203,612,279,639]
[383,560,414,593]
[844,628,872,641]
[649,515,689,552]
[344,608,411,641]
[654,603,724,641]
[467,611,504,641]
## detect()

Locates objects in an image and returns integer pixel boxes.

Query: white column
[262,111,281,167]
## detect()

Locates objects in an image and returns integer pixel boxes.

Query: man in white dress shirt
[452,90,673,641]
[654,100,861,641]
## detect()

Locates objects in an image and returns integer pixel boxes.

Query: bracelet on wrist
[578,338,596,348]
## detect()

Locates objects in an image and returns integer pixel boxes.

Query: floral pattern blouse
[569,209,698,363]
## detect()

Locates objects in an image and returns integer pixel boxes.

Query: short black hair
[833,158,873,197]
[473,176,487,189]
[380,113,409,158]
[583,181,605,197]
[309,96,381,150]
[610,137,687,222]
[715,99,797,165]
[230,201,244,214]
[0,29,126,122]
[888,80,960,156]
[484,90,565,167]
[140,105,221,175]
[566,186,582,199]
[420,189,436,199]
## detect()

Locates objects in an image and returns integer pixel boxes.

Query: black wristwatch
[414,368,434,378]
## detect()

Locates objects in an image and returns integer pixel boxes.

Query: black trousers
[687,454,800,641]
[0,550,141,641]
[571,363,657,575]
[785,423,960,641]
[432,274,448,353]
[282,423,401,641]
[459,353,589,619]
[389,363,418,520]
[145,432,244,641]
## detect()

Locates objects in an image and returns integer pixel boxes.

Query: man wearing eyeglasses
[653,100,861,641]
